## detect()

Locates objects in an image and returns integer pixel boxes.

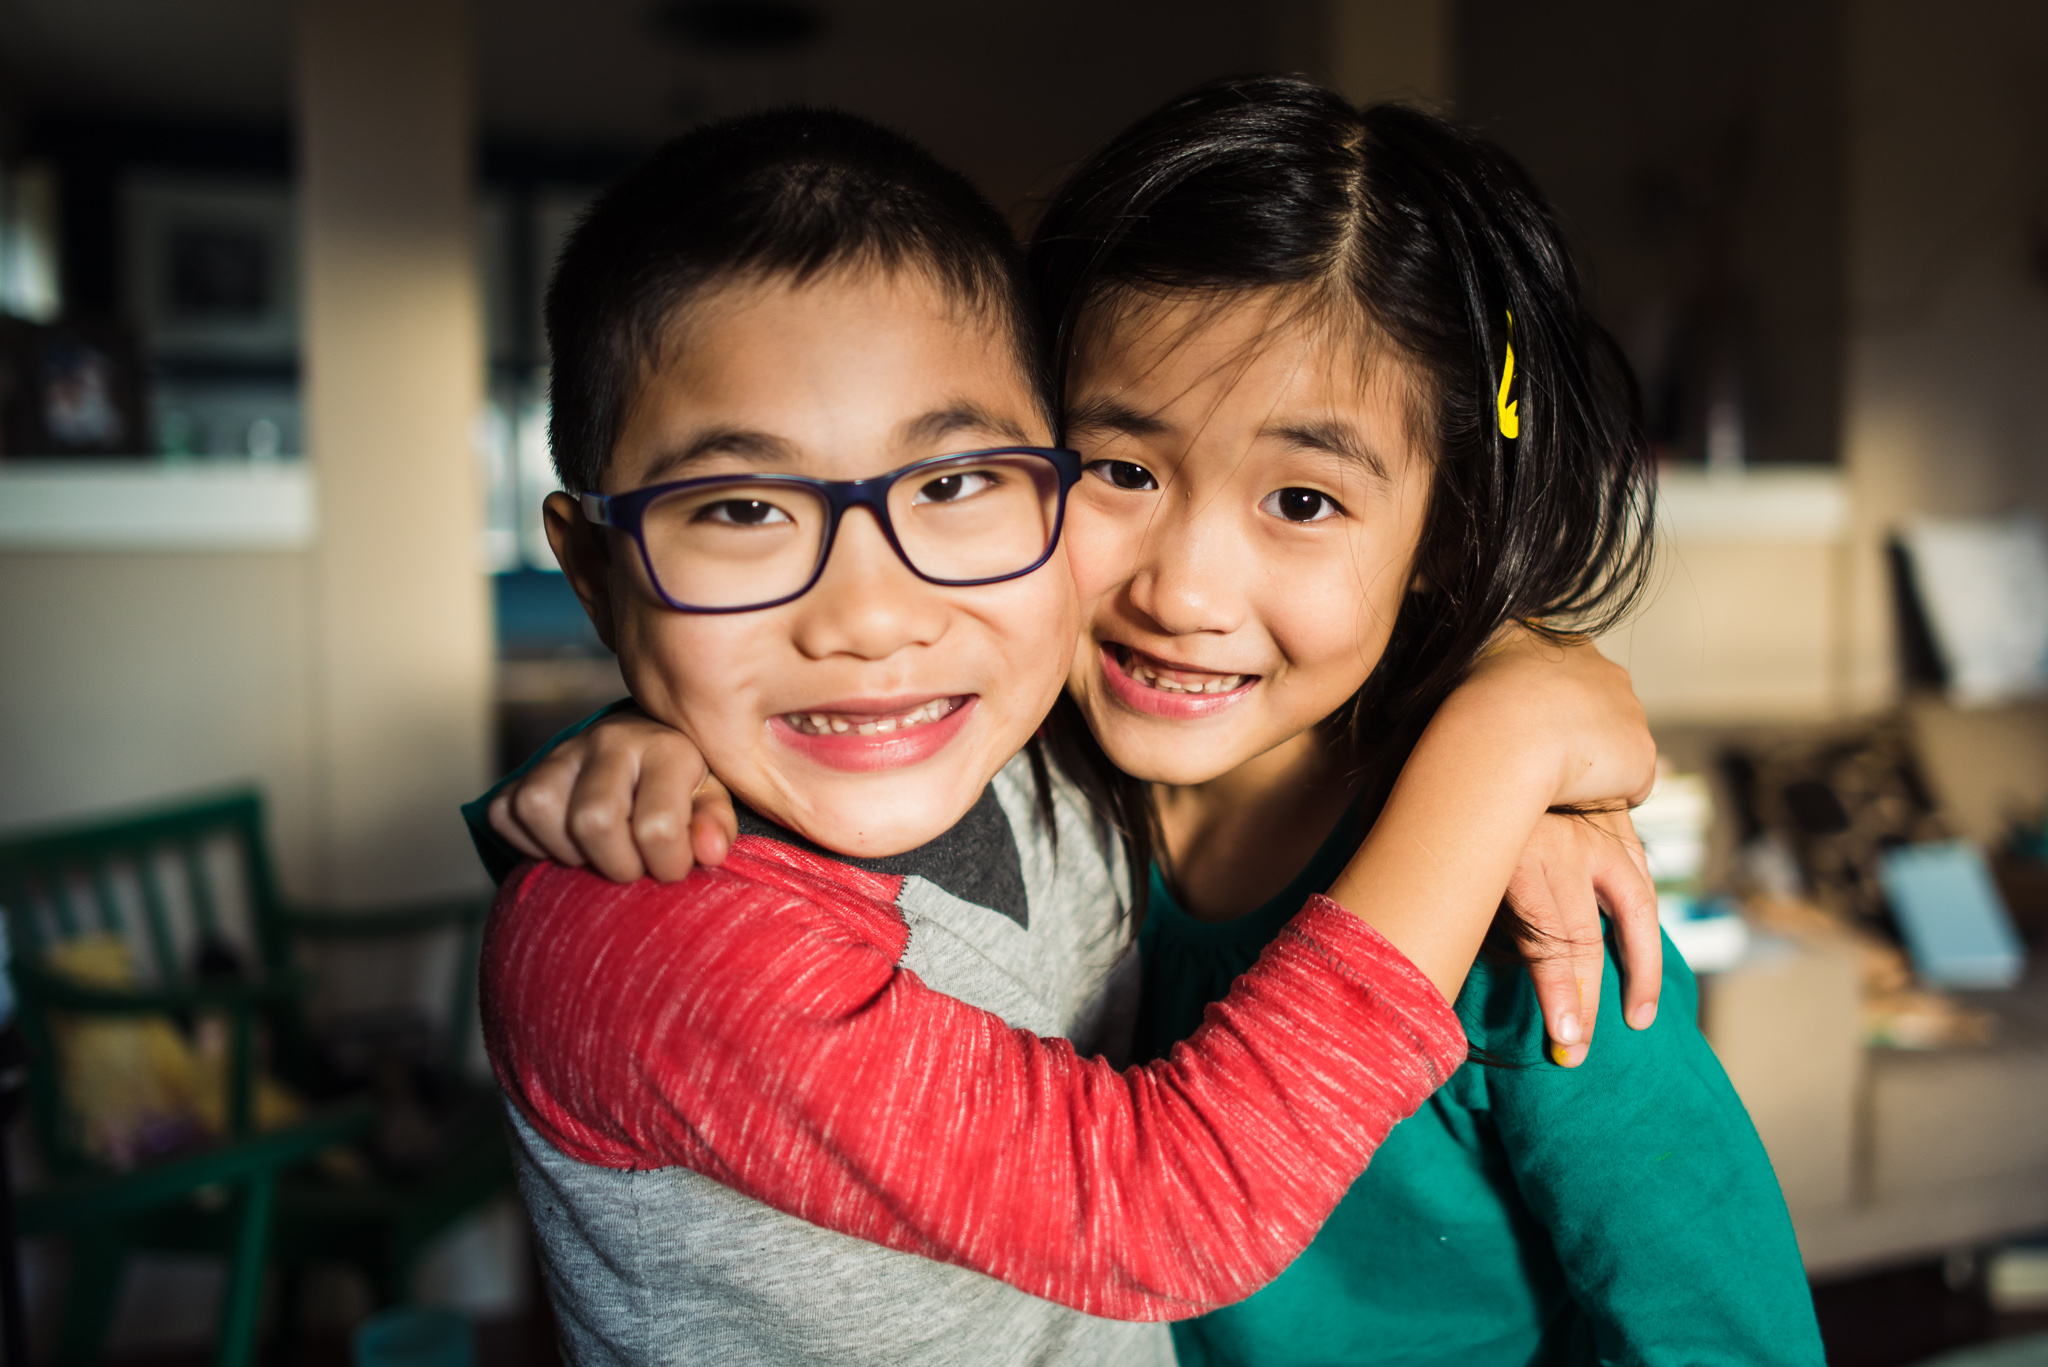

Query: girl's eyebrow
[1063,396,1168,438]
[1263,419,1389,481]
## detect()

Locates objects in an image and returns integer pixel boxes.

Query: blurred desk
[1709,932,2048,1276]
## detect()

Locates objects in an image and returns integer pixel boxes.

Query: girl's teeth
[1126,657,1246,694]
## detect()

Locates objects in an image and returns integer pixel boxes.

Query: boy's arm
[486,697,1619,1323]
[485,856,1468,1323]
[1487,936,1826,1366]
[474,633,1662,1054]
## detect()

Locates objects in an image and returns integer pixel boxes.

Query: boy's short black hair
[546,107,1045,494]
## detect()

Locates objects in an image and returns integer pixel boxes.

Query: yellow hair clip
[1497,310,1519,440]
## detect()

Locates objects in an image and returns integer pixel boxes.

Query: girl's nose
[1122,493,1249,639]
[787,508,949,660]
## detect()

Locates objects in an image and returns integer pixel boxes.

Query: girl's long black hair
[1027,76,1656,918]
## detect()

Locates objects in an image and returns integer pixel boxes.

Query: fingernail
[1630,1002,1658,1029]
[1555,1013,1582,1045]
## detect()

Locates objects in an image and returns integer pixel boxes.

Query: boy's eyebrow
[898,403,1035,449]
[643,428,799,482]
[1062,396,1169,439]
[1263,419,1390,481]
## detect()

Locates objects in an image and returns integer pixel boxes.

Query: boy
[481,108,1649,1367]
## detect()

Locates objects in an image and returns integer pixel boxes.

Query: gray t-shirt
[505,752,1176,1367]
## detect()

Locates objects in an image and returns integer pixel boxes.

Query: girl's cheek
[1062,500,1137,610]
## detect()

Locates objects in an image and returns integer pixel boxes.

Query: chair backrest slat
[88,862,127,940]
[48,871,81,940]
[0,873,39,957]
[127,849,183,990]
[183,840,222,945]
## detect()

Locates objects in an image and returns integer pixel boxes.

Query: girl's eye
[1085,460,1158,492]
[1260,487,1343,523]
[911,470,1000,504]
[697,498,793,527]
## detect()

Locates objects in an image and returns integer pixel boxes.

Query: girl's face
[1062,291,1434,787]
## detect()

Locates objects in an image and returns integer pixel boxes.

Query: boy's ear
[543,492,622,654]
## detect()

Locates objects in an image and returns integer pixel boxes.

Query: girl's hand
[1505,807,1658,1068]
[1463,628,1657,811]
[1459,630,1661,1064]
[1321,629,1660,1037]
[486,709,735,883]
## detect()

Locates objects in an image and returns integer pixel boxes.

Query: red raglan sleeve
[481,847,1467,1323]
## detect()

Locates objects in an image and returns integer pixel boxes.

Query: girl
[1029,80,1822,1365]
[486,81,1816,1362]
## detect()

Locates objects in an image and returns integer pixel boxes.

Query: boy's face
[547,269,1075,859]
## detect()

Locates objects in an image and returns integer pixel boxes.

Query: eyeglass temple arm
[578,493,614,527]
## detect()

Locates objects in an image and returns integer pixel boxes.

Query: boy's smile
[547,268,1075,857]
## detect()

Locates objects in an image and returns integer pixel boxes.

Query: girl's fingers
[1505,865,1603,1068]
[564,743,650,883]
[486,792,551,862]
[1592,811,1663,1030]
[689,775,738,871]
[630,738,711,883]
[507,752,592,869]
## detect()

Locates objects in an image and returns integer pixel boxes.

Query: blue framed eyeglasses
[579,446,1082,614]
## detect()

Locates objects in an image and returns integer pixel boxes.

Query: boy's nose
[788,508,949,660]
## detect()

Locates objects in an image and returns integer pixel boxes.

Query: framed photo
[123,174,297,362]
[0,317,149,458]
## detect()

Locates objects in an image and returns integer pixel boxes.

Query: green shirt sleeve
[1473,932,1825,1367]
[459,698,637,885]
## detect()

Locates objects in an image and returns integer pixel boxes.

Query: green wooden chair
[0,789,510,1367]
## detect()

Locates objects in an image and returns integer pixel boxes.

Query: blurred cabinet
[1600,467,1848,723]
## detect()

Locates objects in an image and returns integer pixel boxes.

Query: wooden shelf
[0,460,315,551]
[1659,465,1847,542]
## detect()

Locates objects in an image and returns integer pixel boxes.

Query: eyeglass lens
[637,453,1063,610]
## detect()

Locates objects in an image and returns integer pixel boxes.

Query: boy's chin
[749,773,990,860]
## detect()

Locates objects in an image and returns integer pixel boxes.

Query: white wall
[0,0,492,907]
[0,551,324,890]
[1835,0,2048,713]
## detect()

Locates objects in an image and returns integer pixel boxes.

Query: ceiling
[0,0,1323,210]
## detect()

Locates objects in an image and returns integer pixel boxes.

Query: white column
[297,0,492,902]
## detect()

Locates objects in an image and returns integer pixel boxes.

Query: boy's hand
[1505,807,1659,1068]
[487,709,735,883]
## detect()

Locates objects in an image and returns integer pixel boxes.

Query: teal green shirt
[1139,832,1824,1367]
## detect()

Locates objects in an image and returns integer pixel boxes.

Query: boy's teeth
[1125,655,1247,694]
[785,698,958,736]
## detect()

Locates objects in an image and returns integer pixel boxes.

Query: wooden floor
[1814,1258,2048,1367]
[99,1254,2048,1366]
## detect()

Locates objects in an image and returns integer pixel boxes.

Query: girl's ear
[1409,568,1431,594]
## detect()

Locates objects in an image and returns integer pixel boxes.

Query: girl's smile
[1100,644,1257,718]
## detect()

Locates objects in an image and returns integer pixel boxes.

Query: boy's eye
[696,498,793,527]
[1260,487,1343,523]
[1085,460,1158,492]
[911,470,1000,504]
